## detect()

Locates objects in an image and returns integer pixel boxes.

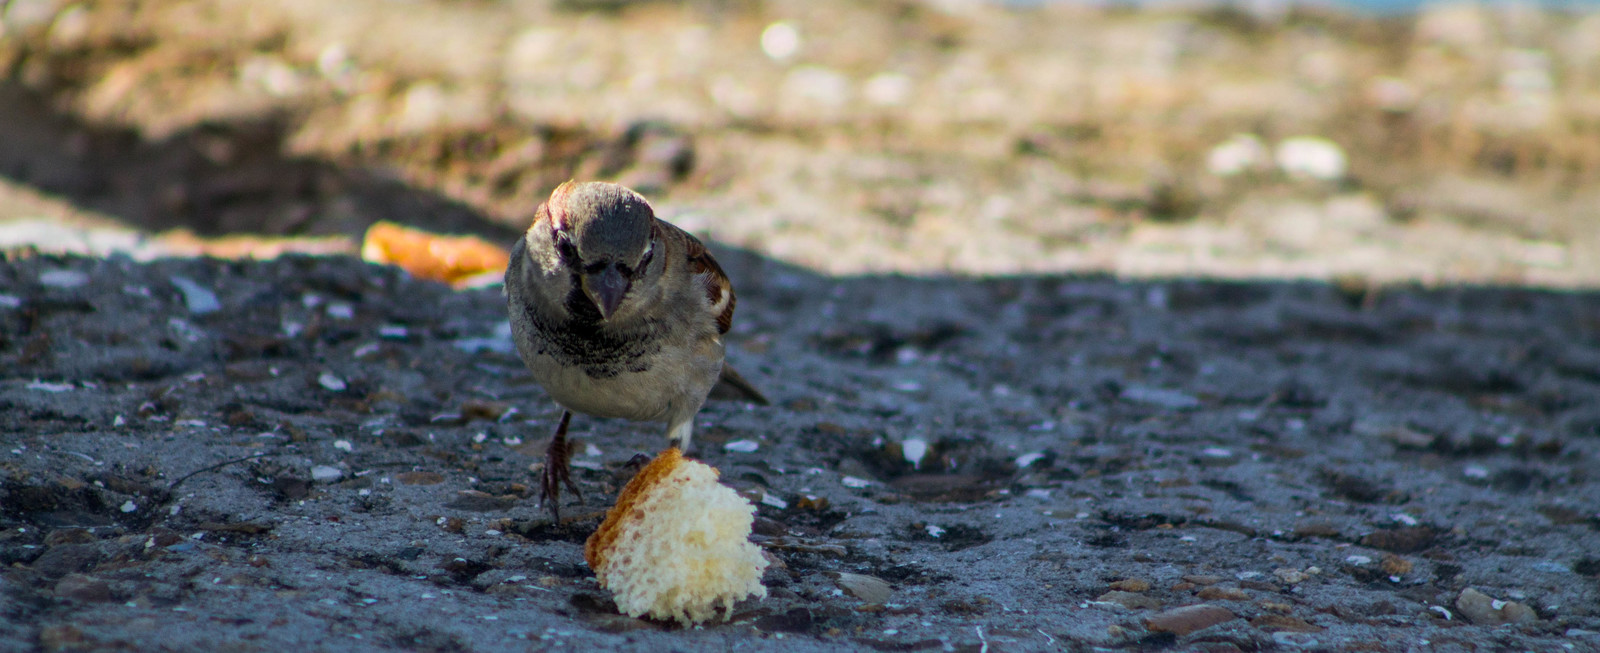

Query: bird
[504,181,767,521]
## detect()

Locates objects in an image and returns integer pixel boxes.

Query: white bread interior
[584,448,768,624]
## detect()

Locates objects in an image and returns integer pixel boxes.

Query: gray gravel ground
[2,251,1599,652]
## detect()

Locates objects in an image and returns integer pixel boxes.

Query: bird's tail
[710,363,770,405]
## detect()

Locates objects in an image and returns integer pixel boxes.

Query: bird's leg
[540,410,583,522]
[666,419,694,452]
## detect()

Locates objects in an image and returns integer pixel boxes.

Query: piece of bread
[359,221,509,288]
[584,448,768,624]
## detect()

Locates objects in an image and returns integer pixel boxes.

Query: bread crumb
[584,448,768,624]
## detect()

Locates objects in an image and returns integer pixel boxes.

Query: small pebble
[1109,578,1151,592]
[901,439,928,468]
[832,572,891,604]
[723,439,760,453]
[169,276,221,315]
[1144,604,1235,636]
[27,381,74,393]
[39,269,90,288]
[1197,586,1249,601]
[1206,133,1268,177]
[1275,136,1347,181]
[1455,588,1537,625]
[760,21,801,61]
[318,372,347,392]
[1096,590,1160,610]
[311,466,344,483]
[1380,554,1413,576]
[1120,386,1200,409]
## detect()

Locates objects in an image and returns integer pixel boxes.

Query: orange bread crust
[584,447,685,573]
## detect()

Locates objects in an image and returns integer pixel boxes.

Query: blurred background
[0,0,1596,286]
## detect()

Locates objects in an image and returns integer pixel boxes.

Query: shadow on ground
[0,79,528,243]
[1,239,1598,650]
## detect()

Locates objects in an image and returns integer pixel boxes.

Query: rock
[310,465,344,483]
[900,438,928,468]
[1120,385,1200,410]
[30,544,101,579]
[54,574,114,602]
[723,439,760,453]
[1144,604,1236,636]
[1360,527,1435,553]
[781,66,851,112]
[317,372,347,392]
[394,471,445,485]
[1097,590,1161,610]
[1275,137,1347,181]
[1455,588,1538,625]
[862,72,913,107]
[1110,578,1151,592]
[37,624,94,652]
[831,572,891,604]
[1251,615,1324,633]
[169,276,221,315]
[760,21,801,61]
[443,490,515,512]
[1197,586,1249,601]
[1380,554,1413,576]
[38,269,90,288]
[1206,134,1268,177]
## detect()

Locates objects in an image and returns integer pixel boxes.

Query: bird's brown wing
[654,219,769,405]
[657,220,736,335]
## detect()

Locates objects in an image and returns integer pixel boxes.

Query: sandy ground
[2,251,1598,651]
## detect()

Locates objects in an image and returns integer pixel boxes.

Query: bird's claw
[539,411,582,523]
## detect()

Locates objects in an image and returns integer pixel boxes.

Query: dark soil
[2,251,1598,651]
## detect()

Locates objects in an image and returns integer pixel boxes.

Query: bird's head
[541,181,657,320]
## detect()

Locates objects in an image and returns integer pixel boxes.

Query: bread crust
[584,447,686,572]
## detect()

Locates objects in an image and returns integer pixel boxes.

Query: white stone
[318,372,347,392]
[1206,131,1266,175]
[39,269,89,288]
[311,465,344,483]
[1275,137,1347,181]
[760,22,801,61]
[782,66,851,110]
[723,439,760,453]
[863,72,913,107]
[170,277,220,315]
[901,439,928,469]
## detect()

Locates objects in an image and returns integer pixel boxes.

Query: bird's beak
[585,263,630,320]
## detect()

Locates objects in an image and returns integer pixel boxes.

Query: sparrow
[504,181,767,521]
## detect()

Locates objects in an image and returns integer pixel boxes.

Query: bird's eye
[554,233,580,263]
